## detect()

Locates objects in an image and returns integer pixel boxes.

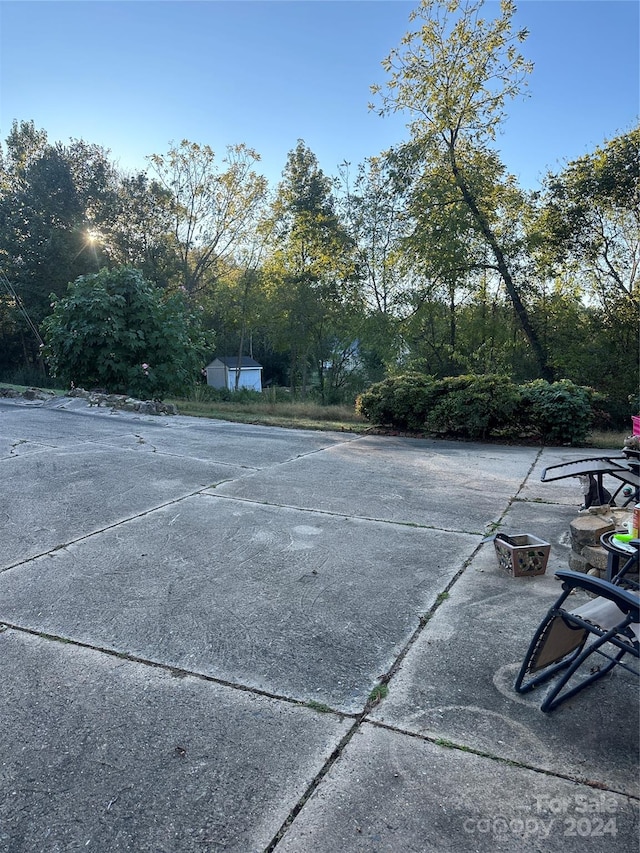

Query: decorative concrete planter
[494,533,550,577]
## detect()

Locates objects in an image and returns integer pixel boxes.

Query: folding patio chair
[514,570,639,712]
[540,454,640,508]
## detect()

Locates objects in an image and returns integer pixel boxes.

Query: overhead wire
[0,268,45,347]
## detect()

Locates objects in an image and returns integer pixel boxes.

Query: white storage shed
[205,356,263,392]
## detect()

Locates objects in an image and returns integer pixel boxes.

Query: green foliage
[518,379,595,446]
[356,372,436,430]
[1,119,634,436]
[263,140,362,398]
[187,383,264,404]
[0,365,65,390]
[425,374,520,440]
[147,140,268,297]
[540,128,639,305]
[42,267,211,397]
[357,373,598,444]
[372,0,553,381]
[368,683,389,706]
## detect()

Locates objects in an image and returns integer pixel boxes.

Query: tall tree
[533,127,640,418]
[101,171,179,288]
[0,123,118,370]
[265,141,361,397]
[336,155,411,377]
[147,140,268,299]
[372,0,553,380]
[538,127,640,313]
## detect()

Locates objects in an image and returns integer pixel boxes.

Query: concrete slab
[0,402,637,852]
[0,628,351,853]
[0,447,247,569]
[1,397,174,452]
[0,397,359,466]
[275,723,639,853]
[214,436,540,532]
[0,493,478,712]
[369,500,639,796]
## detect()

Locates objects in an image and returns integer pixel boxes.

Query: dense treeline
[0,0,637,426]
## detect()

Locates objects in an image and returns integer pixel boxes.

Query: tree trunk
[448,281,456,351]
[449,153,554,381]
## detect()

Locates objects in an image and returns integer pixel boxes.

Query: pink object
[633,415,640,436]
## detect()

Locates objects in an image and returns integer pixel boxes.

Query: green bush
[42,267,211,398]
[518,379,595,445]
[356,373,436,430]
[356,373,598,444]
[0,366,66,390]
[425,374,521,440]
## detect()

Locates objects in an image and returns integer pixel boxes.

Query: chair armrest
[540,457,627,482]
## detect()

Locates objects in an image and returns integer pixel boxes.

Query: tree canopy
[0,3,637,426]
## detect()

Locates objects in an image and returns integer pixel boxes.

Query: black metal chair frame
[540,450,640,507]
[514,570,639,712]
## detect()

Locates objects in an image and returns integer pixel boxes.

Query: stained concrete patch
[0,629,351,853]
[274,723,639,853]
[214,437,540,531]
[0,447,247,570]
[368,502,639,795]
[0,494,478,711]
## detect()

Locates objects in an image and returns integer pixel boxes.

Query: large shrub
[356,373,598,444]
[356,373,436,430]
[425,374,521,440]
[42,267,211,397]
[518,379,595,445]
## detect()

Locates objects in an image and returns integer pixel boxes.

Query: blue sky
[0,0,638,190]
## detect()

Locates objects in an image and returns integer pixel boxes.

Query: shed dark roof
[208,356,262,369]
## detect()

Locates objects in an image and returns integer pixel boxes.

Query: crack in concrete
[259,444,577,853]
[0,620,356,720]
[4,429,617,851]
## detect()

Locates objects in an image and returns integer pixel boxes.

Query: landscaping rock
[0,386,56,402]
[568,551,589,574]
[0,385,178,415]
[569,513,615,548]
[582,544,609,572]
[67,387,177,415]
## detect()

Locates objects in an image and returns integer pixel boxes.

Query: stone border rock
[0,386,178,416]
[0,386,57,402]
[569,505,634,578]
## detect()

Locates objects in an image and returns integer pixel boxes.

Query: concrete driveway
[0,396,637,852]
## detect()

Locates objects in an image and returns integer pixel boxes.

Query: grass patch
[168,393,633,446]
[0,382,65,396]
[306,700,334,714]
[368,683,389,706]
[165,396,370,433]
[585,430,630,450]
